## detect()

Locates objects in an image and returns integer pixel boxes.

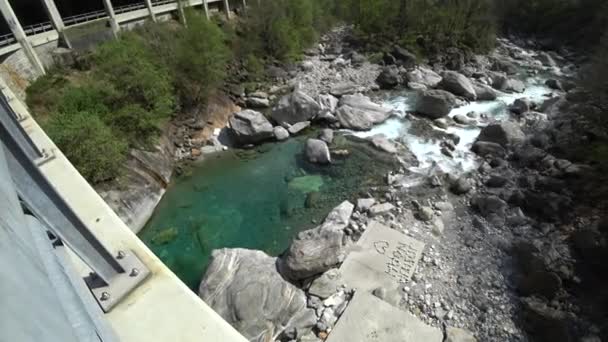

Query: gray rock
[408,82,427,91]
[416,90,457,119]
[472,141,506,157]
[199,248,315,342]
[288,121,311,135]
[279,201,354,280]
[504,78,526,93]
[271,91,321,125]
[376,66,401,89]
[545,79,563,91]
[450,176,472,195]
[318,128,334,144]
[229,110,274,145]
[308,269,343,299]
[369,134,398,153]
[301,60,315,71]
[318,94,339,113]
[369,203,395,216]
[406,67,442,88]
[445,327,477,342]
[356,198,376,212]
[305,139,331,164]
[537,52,557,67]
[453,114,472,125]
[477,122,525,147]
[246,96,270,108]
[330,83,359,97]
[472,195,508,218]
[392,45,417,67]
[510,98,531,115]
[274,126,290,141]
[418,206,434,222]
[521,297,569,342]
[335,94,393,130]
[473,82,497,101]
[439,71,477,100]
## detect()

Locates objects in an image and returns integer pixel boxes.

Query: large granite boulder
[335,94,393,130]
[271,90,321,125]
[406,67,442,88]
[229,110,274,145]
[199,248,316,342]
[439,71,477,100]
[477,122,525,147]
[279,201,354,281]
[473,82,498,101]
[416,90,457,119]
[305,139,331,164]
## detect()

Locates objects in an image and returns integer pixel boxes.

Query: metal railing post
[0,0,46,76]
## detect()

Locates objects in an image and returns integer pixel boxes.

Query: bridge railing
[0,0,217,49]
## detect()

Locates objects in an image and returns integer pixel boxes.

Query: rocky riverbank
[194,26,608,342]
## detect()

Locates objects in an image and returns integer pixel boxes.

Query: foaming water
[353,77,554,177]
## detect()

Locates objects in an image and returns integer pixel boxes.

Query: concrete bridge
[0,0,243,80]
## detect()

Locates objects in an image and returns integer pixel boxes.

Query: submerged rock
[199,248,315,341]
[416,90,457,119]
[229,110,274,145]
[439,71,477,100]
[335,94,393,130]
[271,90,321,125]
[279,201,354,281]
[305,139,331,164]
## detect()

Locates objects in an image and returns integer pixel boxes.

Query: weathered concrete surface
[340,221,424,294]
[326,292,442,342]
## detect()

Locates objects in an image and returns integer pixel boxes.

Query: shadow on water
[138,135,398,290]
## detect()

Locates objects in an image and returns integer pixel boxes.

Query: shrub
[174,10,230,107]
[44,110,127,183]
[93,32,175,120]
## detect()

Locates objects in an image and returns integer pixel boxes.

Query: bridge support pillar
[144,0,157,22]
[223,0,231,19]
[41,0,72,49]
[0,0,46,76]
[202,0,209,19]
[101,0,120,38]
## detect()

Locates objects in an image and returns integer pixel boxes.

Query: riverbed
[139,136,398,289]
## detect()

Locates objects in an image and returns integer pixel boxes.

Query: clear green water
[138,135,397,289]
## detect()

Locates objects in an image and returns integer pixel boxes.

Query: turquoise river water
[138,135,397,289]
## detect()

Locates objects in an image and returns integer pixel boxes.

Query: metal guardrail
[0,0,211,49]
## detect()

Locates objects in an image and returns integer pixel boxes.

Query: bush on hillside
[44,110,127,183]
[174,10,231,108]
[93,32,175,120]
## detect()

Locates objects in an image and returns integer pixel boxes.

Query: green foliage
[174,10,231,107]
[93,33,175,119]
[45,110,127,183]
[240,0,334,61]
[340,0,496,54]
[25,72,69,117]
[496,0,608,48]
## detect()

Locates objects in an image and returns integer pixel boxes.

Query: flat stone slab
[326,292,443,342]
[340,221,425,294]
